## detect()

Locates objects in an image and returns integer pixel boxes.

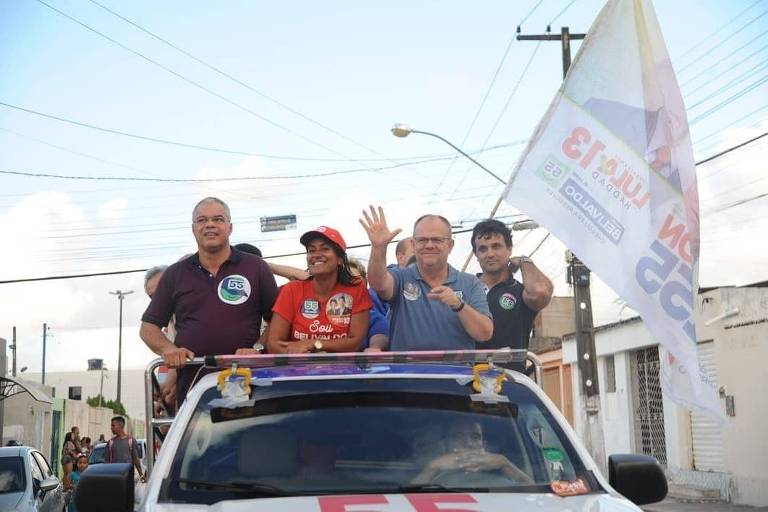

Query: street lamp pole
[391,124,507,186]
[109,290,133,404]
[391,124,512,270]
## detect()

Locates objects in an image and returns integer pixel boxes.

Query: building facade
[563,284,768,507]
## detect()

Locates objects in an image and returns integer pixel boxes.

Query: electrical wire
[428,0,546,204]
[689,72,768,125]
[676,6,768,75]
[672,0,763,63]
[680,27,768,89]
[548,0,578,26]
[85,0,395,165]
[0,101,368,163]
[448,41,543,199]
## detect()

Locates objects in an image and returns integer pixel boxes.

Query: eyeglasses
[414,236,452,246]
[194,215,229,226]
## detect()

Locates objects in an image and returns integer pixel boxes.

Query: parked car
[88,439,147,473]
[76,351,667,511]
[0,445,66,512]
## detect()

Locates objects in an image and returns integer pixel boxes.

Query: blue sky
[1,0,767,379]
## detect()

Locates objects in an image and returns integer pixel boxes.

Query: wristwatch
[313,340,324,352]
[451,300,465,313]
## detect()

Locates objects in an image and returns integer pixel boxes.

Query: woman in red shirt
[266,226,371,354]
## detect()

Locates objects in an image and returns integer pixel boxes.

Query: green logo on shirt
[499,292,517,310]
[218,275,251,305]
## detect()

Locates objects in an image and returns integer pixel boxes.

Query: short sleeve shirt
[105,436,140,464]
[142,248,278,355]
[387,264,491,351]
[272,279,372,341]
[482,274,537,351]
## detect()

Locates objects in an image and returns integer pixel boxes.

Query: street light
[109,289,133,404]
[390,123,507,185]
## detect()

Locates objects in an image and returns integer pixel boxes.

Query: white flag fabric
[504,0,724,420]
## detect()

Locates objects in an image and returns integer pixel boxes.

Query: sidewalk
[644,498,768,512]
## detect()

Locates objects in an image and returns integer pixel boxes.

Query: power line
[449,42,543,199]
[676,6,768,75]
[0,101,364,163]
[673,0,764,63]
[698,130,768,166]
[548,0,578,26]
[680,27,768,90]
[0,153,467,183]
[687,58,768,110]
[84,0,396,164]
[2,226,485,284]
[689,72,768,124]
[30,0,380,165]
[429,0,546,203]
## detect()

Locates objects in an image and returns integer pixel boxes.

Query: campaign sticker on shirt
[499,292,518,310]
[301,299,320,319]
[327,293,352,326]
[403,282,421,301]
[218,275,251,305]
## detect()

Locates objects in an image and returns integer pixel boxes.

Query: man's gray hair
[144,265,168,288]
[192,197,231,221]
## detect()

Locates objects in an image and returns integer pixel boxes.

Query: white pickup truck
[74,350,667,511]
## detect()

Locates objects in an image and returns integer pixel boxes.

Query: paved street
[644,499,768,512]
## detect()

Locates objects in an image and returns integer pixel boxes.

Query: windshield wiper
[173,478,286,496]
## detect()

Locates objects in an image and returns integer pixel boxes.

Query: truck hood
[146,492,642,511]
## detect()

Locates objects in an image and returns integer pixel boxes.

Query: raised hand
[359,205,402,248]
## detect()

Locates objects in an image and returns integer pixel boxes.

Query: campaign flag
[503,0,723,419]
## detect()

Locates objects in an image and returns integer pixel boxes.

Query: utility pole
[518,26,605,472]
[42,323,48,385]
[109,290,133,405]
[516,26,586,79]
[10,326,17,377]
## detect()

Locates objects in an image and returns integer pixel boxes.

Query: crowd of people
[139,197,554,407]
[59,417,143,511]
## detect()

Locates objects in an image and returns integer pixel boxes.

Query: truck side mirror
[75,463,134,512]
[608,453,667,505]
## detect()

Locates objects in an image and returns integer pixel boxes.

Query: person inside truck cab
[411,419,533,486]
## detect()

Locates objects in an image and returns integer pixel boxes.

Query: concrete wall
[699,287,768,506]
[1,380,54,459]
[536,296,575,338]
[25,367,148,420]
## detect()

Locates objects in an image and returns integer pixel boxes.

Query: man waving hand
[360,206,492,351]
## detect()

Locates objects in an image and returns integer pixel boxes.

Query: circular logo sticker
[499,292,517,310]
[218,275,251,305]
[301,299,320,319]
[403,282,421,301]
[327,293,352,325]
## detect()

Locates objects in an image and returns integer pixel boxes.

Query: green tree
[86,394,126,416]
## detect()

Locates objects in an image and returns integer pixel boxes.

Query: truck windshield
[162,377,594,504]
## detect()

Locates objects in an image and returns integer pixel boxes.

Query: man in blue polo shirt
[360,206,492,350]
[140,197,278,401]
